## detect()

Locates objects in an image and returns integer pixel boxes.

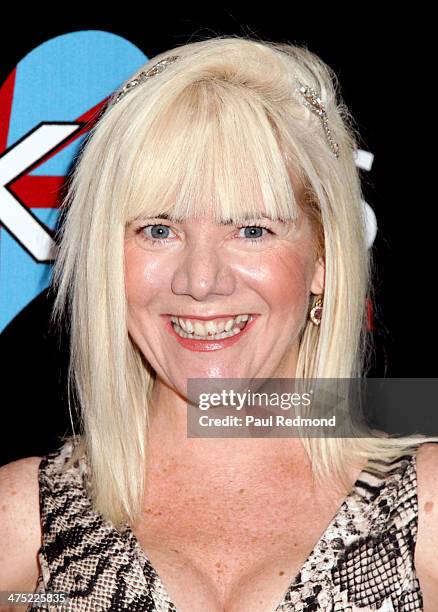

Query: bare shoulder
[414,442,438,611]
[0,456,43,591]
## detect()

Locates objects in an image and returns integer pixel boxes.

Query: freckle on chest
[424,501,434,513]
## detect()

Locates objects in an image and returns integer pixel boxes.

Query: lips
[165,313,248,320]
[162,314,258,352]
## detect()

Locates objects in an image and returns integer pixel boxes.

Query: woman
[1,35,437,612]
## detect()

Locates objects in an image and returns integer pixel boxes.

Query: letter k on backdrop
[0,30,148,332]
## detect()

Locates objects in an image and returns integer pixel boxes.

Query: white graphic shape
[0,123,79,261]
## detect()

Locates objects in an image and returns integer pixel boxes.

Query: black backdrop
[1,9,436,466]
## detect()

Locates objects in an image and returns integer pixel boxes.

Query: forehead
[116,94,303,224]
[127,178,307,227]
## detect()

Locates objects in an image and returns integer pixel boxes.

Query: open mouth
[170,314,252,341]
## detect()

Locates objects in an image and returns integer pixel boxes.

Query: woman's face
[124,206,324,392]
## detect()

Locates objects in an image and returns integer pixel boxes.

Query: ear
[310,256,325,295]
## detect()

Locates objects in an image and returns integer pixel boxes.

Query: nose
[171,239,236,301]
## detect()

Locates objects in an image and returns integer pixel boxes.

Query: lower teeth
[172,323,242,340]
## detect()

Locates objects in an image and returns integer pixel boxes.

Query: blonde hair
[49,34,438,530]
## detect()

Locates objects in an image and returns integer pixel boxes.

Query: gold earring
[309,295,323,326]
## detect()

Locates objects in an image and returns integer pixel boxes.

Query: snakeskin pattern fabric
[28,438,424,611]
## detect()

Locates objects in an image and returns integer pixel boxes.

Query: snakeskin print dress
[28,438,425,611]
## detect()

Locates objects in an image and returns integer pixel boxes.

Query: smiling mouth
[170,314,252,340]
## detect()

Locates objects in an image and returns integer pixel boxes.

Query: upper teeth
[170,314,250,336]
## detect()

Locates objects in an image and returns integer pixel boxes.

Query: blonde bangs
[111,78,301,227]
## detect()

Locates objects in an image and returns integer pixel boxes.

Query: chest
[131,471,348,611]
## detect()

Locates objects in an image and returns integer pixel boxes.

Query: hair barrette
[112,55,180,105]
[296,81,340,158]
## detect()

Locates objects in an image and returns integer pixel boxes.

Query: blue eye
[148,224,171,239]
[137,224,173,244]
[242,226,263,239]
[238,225,271,242]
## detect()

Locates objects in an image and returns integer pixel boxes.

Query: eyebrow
[135,212,286,224]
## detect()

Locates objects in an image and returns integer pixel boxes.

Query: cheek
[124,246,166,306]
[242,248,312,315]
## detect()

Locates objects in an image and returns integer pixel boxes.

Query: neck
[146,377,313,481]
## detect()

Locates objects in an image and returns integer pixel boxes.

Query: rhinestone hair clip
[111,54,340,158]
[296,81,340,158]
[112,55,180,105]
